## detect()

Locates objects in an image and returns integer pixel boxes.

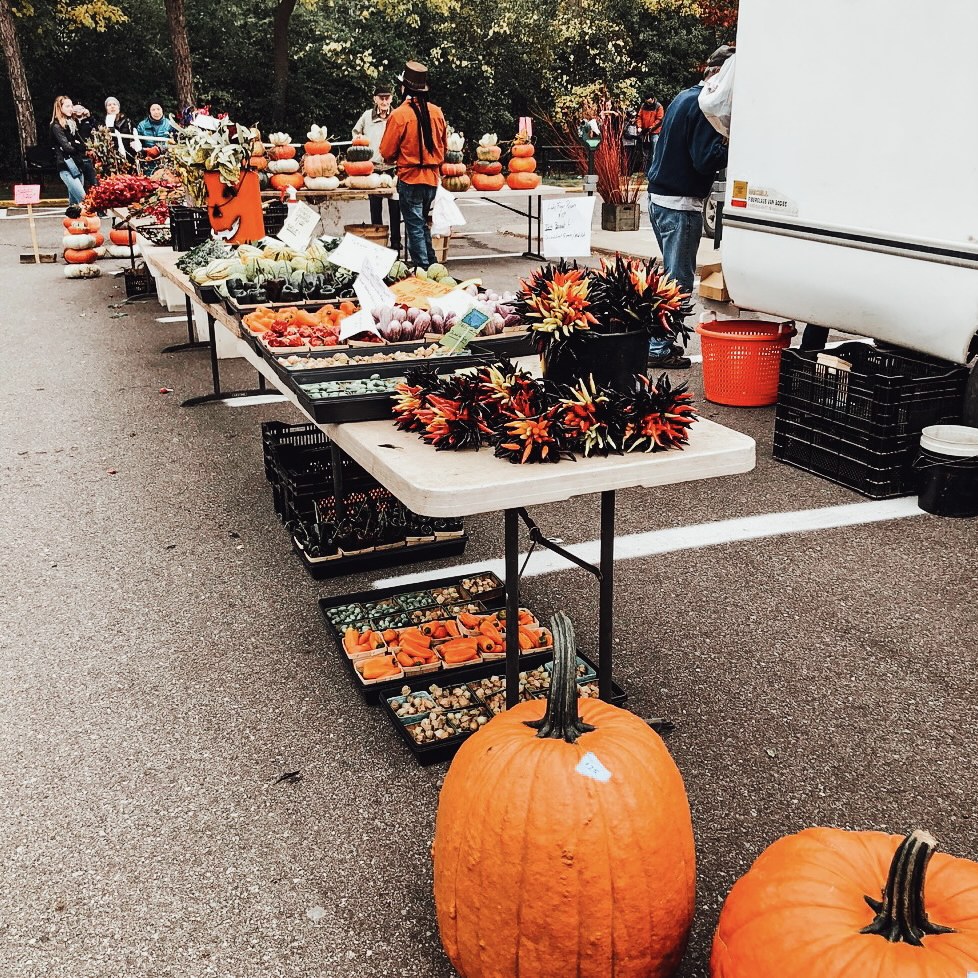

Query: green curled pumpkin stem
[860,829,956,946]
[525,611,595,743]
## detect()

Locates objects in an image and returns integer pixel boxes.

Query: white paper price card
[575,752,612,783]
[274,200,321,252]
[329,233,397,276]
[353,255,397,314]
[338,308,381,341]
[541,196,595,259]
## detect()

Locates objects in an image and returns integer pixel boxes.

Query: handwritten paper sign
[541,196,595,259]
[275,200,320,251]
[353,255,396,314]
[434,288,479,320]
[328,233,397,276]
[14,185,41,206]
[338,308,382,341]
[389,275,456,310]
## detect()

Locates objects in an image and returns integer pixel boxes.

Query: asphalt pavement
[1,203,976,978]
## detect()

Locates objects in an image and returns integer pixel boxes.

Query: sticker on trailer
[729,180,798,217]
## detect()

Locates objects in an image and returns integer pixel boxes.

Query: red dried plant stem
[534,111,588,176]
[593,112,642,205]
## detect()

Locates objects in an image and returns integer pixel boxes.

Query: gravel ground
[1,206,976,978]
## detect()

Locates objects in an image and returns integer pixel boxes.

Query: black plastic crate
[170,206,211,252]
[296,532,467,582]
[380,652,627,765]
[263,200,289,237]
[124,264,156,298]
[261,421,329,480]
[774,344,968,498]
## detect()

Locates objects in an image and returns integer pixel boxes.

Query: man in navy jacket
[646,45,734,368]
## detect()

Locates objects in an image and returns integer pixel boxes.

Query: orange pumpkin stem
[860,830,956,946]
[524,612,595,743]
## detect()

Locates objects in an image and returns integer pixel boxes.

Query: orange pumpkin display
[505,171,541,190]
[511,142,535,158]
[109,228,136,247]
[269,144,297,161]
[440,162,467,177]
[63,248,98,264]
[711,828,978,978]
[472,160,503,176]
[203,170,265,244]
[470,172,505,192]
[508,156,537,173]
[304,140,332,155]
[249,156,269,171]
[434,612,696,978]
[303,153,339,178]
[63,215,100,233]
[270,172,305,191]
[343,160,375,177]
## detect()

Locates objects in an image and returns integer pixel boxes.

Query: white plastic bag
[699,54,735,137]
[431,184,467,238]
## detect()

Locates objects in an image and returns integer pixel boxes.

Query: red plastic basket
[695,318,797,406]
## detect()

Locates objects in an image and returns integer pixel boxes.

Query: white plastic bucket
[919,424,978,458]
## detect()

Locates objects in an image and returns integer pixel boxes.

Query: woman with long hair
[50,95,87,207]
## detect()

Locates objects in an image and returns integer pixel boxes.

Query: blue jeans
[59,167,86,205]
[648,202,701,354]
[397,180,437,267]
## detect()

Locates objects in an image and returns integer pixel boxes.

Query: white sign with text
[541,196,595,258]
[328,233,397,276]
[274,201,321,252]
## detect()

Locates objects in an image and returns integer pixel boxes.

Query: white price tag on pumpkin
[338,308,381,341]
[576,752,612,783]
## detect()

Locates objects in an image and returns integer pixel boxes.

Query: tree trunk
[0,0,36,164]
[272,0,297,123]
[163,0,194,110]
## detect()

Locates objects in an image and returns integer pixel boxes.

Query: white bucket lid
[920,424,978,458]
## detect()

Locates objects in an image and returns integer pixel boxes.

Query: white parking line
[373,497,925,588]
[156,316,187,323]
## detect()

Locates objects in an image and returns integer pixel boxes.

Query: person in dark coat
[104,96,138,162]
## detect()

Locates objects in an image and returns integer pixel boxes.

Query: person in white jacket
[352,83,400,252]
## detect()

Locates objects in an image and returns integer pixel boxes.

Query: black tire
[702,195,717,238]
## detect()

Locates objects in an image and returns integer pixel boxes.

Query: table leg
[598,490,616,701]
[181,312,273,407]
[505,507,521,710]
[162,296,210,354]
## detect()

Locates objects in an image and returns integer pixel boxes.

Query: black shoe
[647,351,691,369]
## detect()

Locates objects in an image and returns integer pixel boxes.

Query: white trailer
[719,0,978,414]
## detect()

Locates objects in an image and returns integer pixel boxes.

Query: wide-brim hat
[397,60,429,92]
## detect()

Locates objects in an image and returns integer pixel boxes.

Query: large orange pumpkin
[440,162,467,177]
[304,140,332,155]
[269,172,305,191]
[109,228,136,247]
[511,142,535,158]
[506,172,541,190]
[63,248,98,263]
[711,828,978,978]
[508,156,537,173]
[470,172,505,191]
[268,144,297,161]
[433,612,696,978]
[472,160,503,176]
[249,155,269,171]
[343,160,375,177]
